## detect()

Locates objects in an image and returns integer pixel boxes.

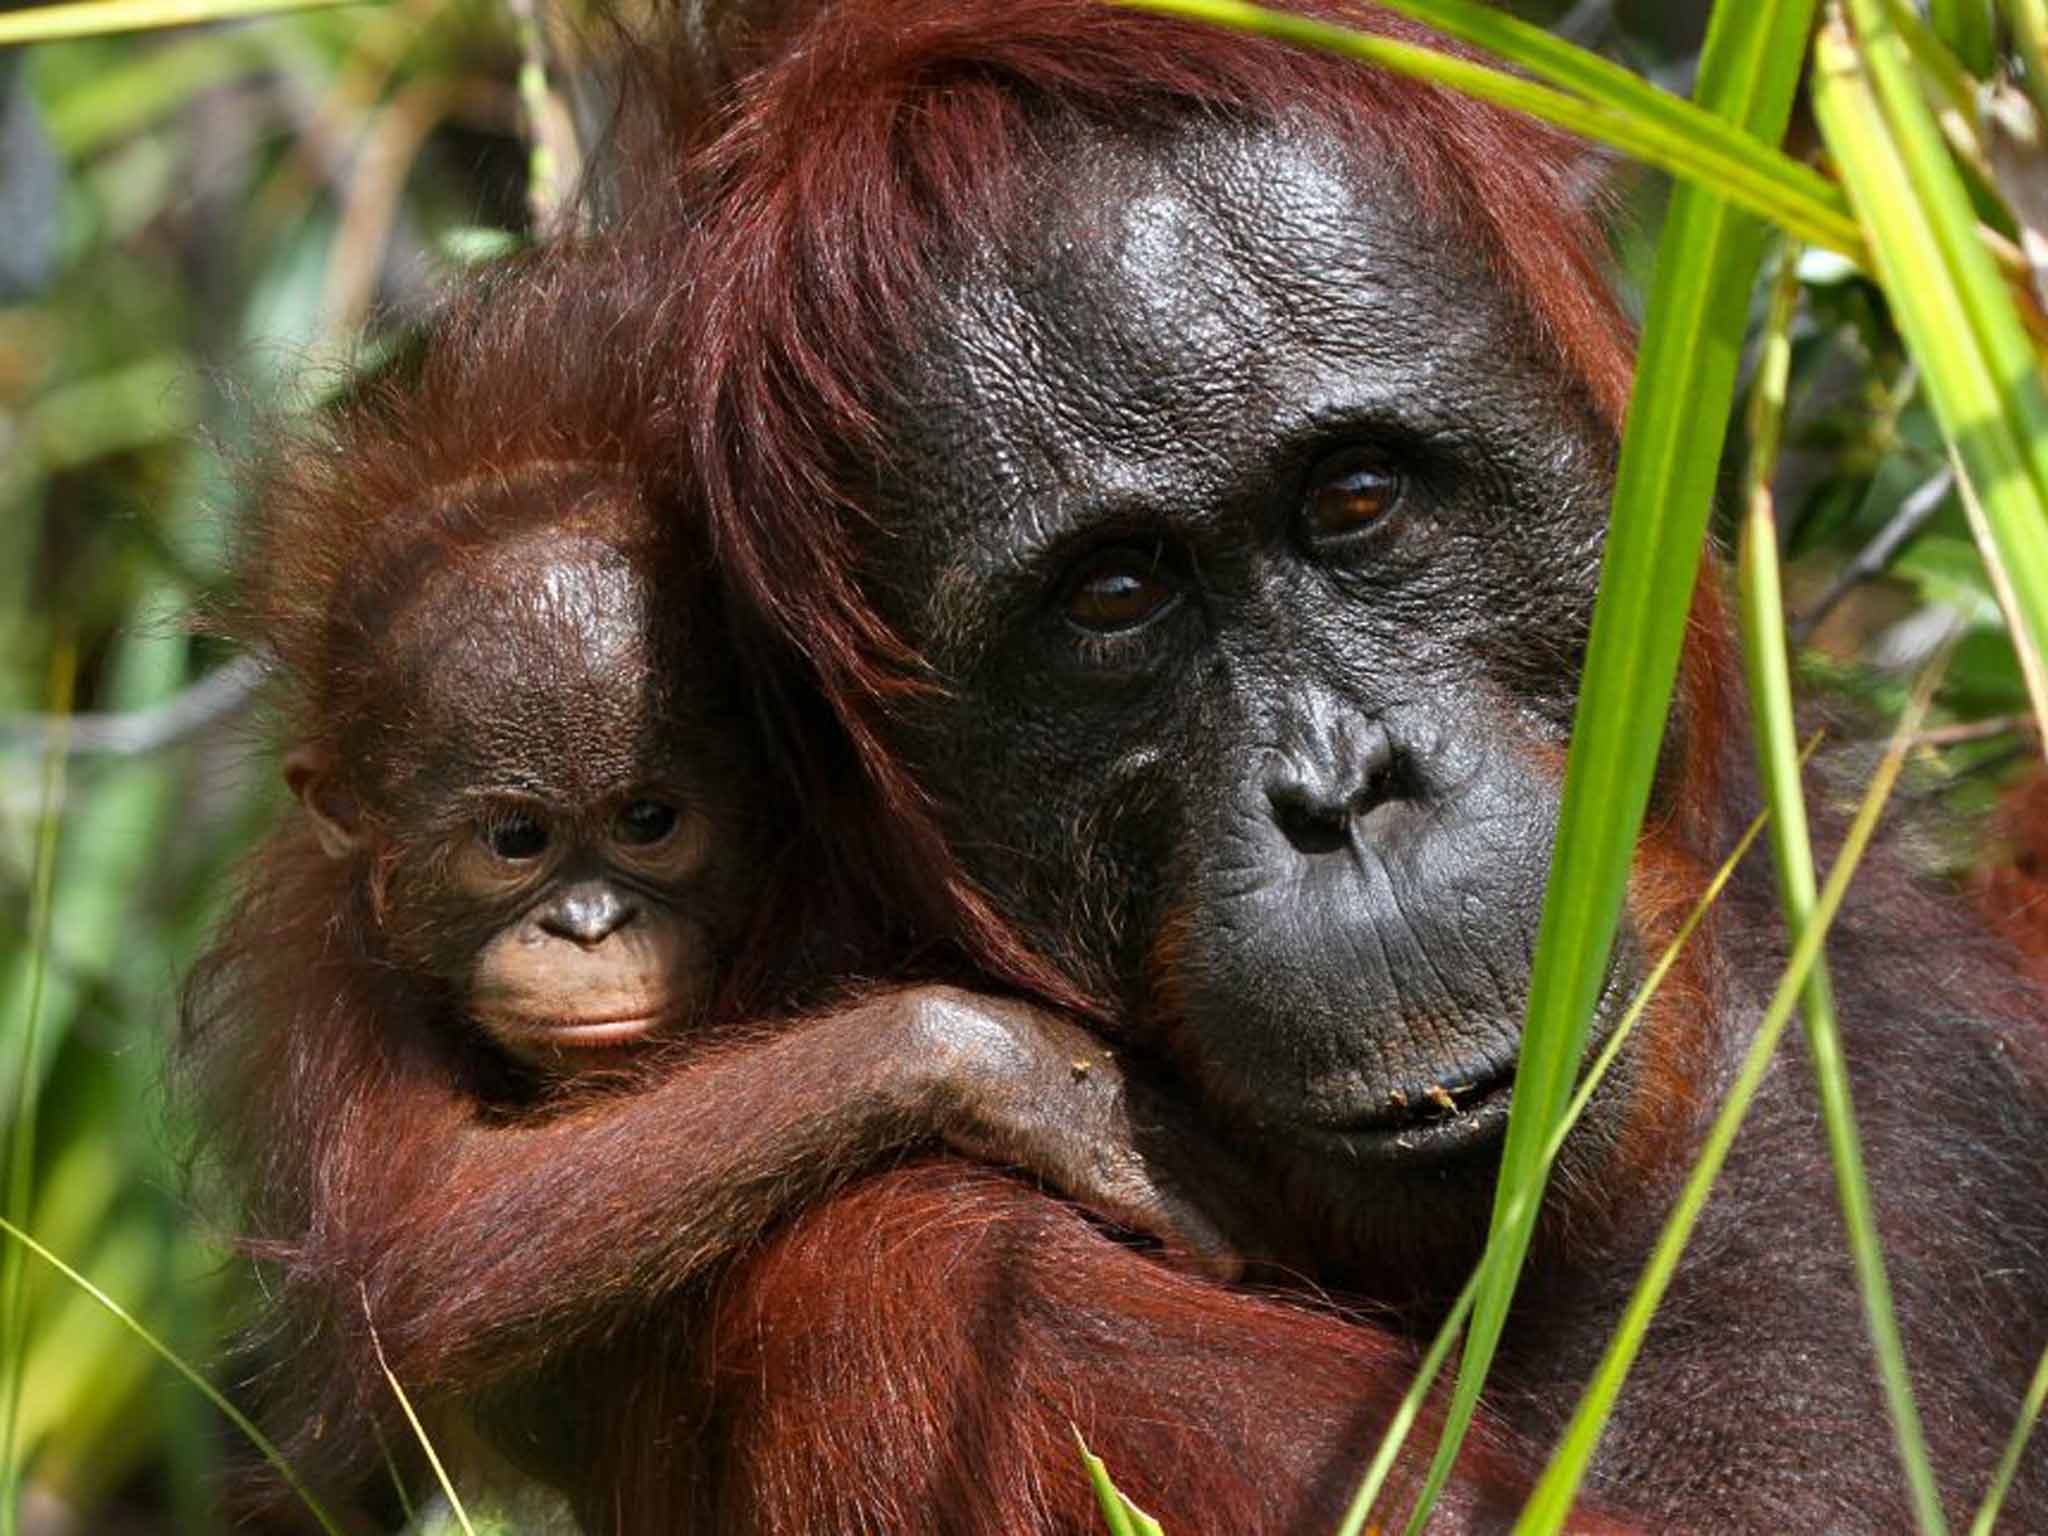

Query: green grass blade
[0,0,363,44]
[1340,791,1781,1535]
[1514,654,1948,1534]
[1952,452,2048,744]
[0,1218,345,1536]
[1112,0,1862,257]
[1340,1274,1479,1536]
[1971,1335,2048,1535]
[1852,0,2040,398]
[44,32,271,159]
[365,1312,474,1536]
[1076,1429,1166,1536]
[1329,0,1856,251]
[2003,0,2048,123]
[1405,3,1818,1528]
[1736,248,1946,1534]
[1829,0,2048,714]
[1,649,74,1536]
[1882,0,1978,131]
[1929,0,1997,75]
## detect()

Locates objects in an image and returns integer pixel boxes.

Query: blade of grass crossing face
[1515,652,1951,1534]
[1737,249,1947,1534]
[1828,0,2048,709]
[0,647,74,1536]
[1405,4,1818,1529]
[1111,0,1862,257]
[1340,790,1783,1536]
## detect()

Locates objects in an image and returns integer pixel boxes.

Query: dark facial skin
[291,521,767,1069]
[870,119,1629,1265]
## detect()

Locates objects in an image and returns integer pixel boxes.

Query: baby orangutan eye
[614,799,680,847]
[485,812,550,862]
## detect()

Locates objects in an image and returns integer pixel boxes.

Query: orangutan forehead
[364,530,708,796]
[393,531,655,677]
[882,117,1576,652]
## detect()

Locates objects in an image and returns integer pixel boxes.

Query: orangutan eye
[614,799,679,847]
[1062,548,1182,634]
[1305,455,1402,545]
[484,813,550,862]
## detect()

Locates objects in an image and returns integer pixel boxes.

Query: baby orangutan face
[288,499,770,1068]
[413,772,722,1063]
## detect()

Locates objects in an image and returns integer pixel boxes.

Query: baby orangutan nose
[540,882,639,948]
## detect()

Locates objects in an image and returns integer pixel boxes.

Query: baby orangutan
[285,462,1205,1188]
[281,468,762,1073]
[184,248,1245,1519]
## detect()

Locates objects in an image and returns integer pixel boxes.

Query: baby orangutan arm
[358,985,1247,1396]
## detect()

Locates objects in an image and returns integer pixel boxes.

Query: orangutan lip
[502,1015,665,1048]
[1314,1067,1515,1162]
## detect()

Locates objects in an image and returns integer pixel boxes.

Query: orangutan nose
[1263,718,1402,857]
[540,883,638,948]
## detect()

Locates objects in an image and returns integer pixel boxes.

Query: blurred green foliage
[1,5,539,1527]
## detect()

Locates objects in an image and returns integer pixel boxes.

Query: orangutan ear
[285,747,366,859]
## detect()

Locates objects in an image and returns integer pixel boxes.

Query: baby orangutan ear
[284,747,366,859]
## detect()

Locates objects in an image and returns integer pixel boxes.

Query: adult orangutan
[639,0,2048,1531]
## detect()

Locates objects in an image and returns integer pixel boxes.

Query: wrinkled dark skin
[871,122,1630,1273]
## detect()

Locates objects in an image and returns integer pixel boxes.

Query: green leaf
[44,32,270,158]
[1076,1429,1165,1536]
[0,0,364,46]
[1735,247,1946,1535]
[1112,0,1862,257]
[1516,652,1951,1534]
[1930,0,1997,76]
[1944,628,2036,715]
[1826,0,2048,730]
[437,226,527,269]
[1409,2,1819,1528]
[1894,533,2009,624]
